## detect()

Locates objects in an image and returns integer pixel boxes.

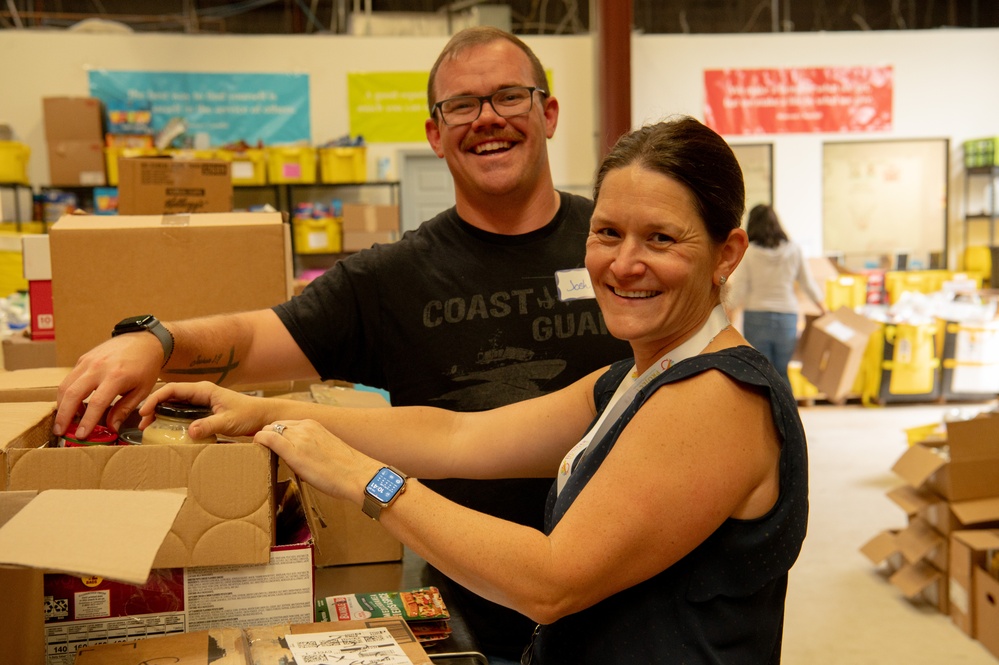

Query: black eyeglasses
[433,86,548,126]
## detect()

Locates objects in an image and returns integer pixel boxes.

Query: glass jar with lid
[142,401,218,445]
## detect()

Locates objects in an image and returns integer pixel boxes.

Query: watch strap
[148,321,175,367]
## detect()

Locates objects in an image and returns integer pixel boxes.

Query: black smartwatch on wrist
[112,314,175,367]
[362,466,408,521]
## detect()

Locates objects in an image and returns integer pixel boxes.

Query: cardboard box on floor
[73,618,432,665]
[860,526,948,614]
[892,412,999,502]
[117,158,233,215]
[49,212,293,368]
[798,307,875,399]
[799,306,880,403]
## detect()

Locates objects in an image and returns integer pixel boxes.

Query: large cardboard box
[888,484,999,536]
[892,413,999,502]
[799,307,880,403]
[49,212,293,367]
[117,158,233,215]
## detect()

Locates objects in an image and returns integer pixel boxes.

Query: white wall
[3,27,998,266]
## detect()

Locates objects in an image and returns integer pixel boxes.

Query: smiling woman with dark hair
[142,116,810,665]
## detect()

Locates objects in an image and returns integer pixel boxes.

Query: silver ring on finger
[273,423,287,436]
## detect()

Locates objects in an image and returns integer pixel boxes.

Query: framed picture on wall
[822,138,949,271]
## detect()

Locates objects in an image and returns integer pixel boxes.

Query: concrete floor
[783,399,998,664]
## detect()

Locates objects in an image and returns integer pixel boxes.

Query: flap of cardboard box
[7,443,275,569]
[886,483,942,515]
[817,307,881,345]
[0,401,57,456]
[945,413,999,461]
[75,627,245,665]
[0,488,185,584]
[950,496,999,527]
[889,559,941,598]
[891,443,947,489]
[951,528,999,552]
[859,529,899,565]
[896,517,944,563]
[0,369,70,403]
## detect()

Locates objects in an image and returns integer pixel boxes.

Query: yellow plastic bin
[266,146,317,184]
[218,149,268,186]
[319,146,367,183]
[293,216,342,253]
[0,141,31,185]
[825,274,868,311]
[105,146,160,186]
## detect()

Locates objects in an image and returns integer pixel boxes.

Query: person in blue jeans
[729,204,827,385]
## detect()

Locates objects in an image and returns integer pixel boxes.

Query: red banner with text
[704,66,893,135]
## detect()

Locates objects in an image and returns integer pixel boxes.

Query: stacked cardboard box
[42,97,107,187]
[861,411,999,654]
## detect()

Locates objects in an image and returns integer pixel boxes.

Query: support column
[596,0,633,159]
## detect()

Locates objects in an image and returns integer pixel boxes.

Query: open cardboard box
[0,488,188,665]
[887,484,999,536]
[799,306,880,403]
[892,412,999,502]
[40,479,314,665]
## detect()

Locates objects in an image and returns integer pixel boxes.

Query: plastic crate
[0,141,30,185]
[266,146,317,184]
[218,149,268,186]
[293,215,342,253]
[104,146,160,186]
[319,146,367,183]
[962,137,999,168]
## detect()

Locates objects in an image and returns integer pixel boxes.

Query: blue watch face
[366,467,405,503]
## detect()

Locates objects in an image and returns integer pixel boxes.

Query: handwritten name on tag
[556,268,595,301]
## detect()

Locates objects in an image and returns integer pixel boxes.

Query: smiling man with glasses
[55,27,630,664]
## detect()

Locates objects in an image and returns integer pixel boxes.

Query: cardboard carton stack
[861,411,999,657]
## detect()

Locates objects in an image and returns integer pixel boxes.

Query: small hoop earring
[719,275,727,285]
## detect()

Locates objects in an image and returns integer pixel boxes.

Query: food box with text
[117,157,232,215]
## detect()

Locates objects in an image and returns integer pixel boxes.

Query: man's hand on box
[54,334,163,439]
[139,381,270,440]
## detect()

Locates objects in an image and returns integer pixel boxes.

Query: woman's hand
[138,381,273,440]
[255,420,379,503]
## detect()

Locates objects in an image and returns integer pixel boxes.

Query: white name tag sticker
[556,268,595,301]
